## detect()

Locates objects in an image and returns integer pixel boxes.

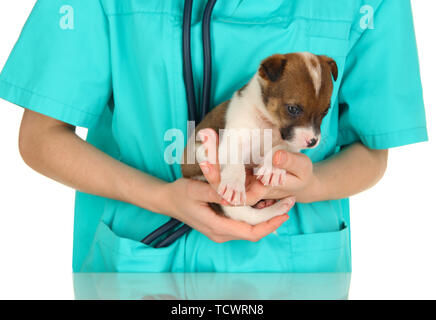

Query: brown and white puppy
[182,52,337,225]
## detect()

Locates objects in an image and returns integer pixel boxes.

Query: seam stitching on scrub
[350,25,365,34]
[291,247,343,254]
[105,11,182,18]
[215,16,353,25]
[0,79,102,118]
[104,11,353,25]
[308,34,349,42]
[99,239,172,258]
[339,126,428,138]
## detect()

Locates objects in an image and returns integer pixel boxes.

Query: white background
[0,1,435,300]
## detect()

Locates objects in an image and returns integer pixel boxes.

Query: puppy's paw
[255,165,286,186]
[218,165,246,205]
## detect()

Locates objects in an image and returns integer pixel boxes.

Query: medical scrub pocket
[0,0,428,272]
[81,220,184,272]
[81,199,186,272]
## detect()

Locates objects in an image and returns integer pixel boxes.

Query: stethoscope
[141,0,218,248]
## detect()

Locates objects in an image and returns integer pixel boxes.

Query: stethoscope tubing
[182,0,197,123]
[200,0,218,121]
[141,0,217,248]
[141,218,182,246]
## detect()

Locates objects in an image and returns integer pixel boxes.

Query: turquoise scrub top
[0,0,428,272]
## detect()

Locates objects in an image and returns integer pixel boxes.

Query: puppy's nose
[307,138,318,148]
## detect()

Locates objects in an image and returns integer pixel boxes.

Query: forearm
[301,143,388,203]
[19,111,167,213]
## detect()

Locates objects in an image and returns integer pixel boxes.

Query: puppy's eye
[322,103,331,117]
[287,105,303,117]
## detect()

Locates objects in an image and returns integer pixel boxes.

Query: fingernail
[200,162,210,174]
[280,204,291,212]
[198,130,208,143]
[274,151,286,165]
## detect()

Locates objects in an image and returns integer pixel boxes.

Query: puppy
[181,52,337,225]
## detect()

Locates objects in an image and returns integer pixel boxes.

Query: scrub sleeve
[0,0,112,127]
[337,0,428,149]
[0,0,113,270]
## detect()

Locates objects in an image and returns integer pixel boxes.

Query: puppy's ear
[319,55,338,81]
[259,54,287,82]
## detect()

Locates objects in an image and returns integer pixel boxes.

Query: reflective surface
[73,272,351,300]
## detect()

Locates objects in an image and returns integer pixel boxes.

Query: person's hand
[158,178,290,243]
[249,150,320,203]
[197,129,320,204]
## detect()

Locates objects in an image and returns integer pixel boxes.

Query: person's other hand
[249,150,319,203]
